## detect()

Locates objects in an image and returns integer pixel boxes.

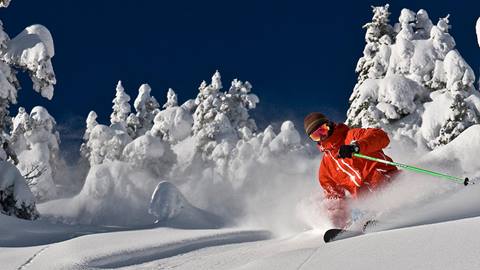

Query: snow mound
[423,124,480,174]
[40,162,219,229]
[40,161,158,226]
[149,181,224,229]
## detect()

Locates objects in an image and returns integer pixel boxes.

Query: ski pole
[352,153,471,186]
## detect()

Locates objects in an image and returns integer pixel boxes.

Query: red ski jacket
[317,123,397,199]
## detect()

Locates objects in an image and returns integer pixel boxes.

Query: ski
[323,228,363,243]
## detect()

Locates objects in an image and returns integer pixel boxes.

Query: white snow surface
[5,124,480,269]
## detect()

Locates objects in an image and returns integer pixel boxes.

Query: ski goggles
[309,123,330,142]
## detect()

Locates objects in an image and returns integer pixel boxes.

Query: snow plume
[38,71,320,234]
[348,5,478,150]
[342,125,480,232]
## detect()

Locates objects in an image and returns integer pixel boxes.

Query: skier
[304,112,398,228]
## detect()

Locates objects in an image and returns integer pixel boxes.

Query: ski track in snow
[87,230,271,269]
[17,245,50,270]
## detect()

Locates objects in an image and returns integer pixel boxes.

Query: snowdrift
[39,161,223,229]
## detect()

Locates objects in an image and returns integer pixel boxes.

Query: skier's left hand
[338,143,360,158]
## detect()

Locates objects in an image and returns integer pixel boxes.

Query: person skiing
[304,112,398,228]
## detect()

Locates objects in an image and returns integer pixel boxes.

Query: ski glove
[337,143,360,159]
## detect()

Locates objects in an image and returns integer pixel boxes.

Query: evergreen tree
[110,80,131,126]
[80,111,98,160]
[163,88,178,109]
[133,84,160,135]
[346,6,479,149]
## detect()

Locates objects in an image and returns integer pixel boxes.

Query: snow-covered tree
[80,111,98,160]
[192,71,259,150]
[81,109,131,166]
[10,107,29,154]
[346,6,479,149]
[110,80,131,126]
[355,4,395,84]
[0,0,11,8]
[126,113,140,138]
[133,84,160,136]
[122,133,176,177]
[0,4,56,217]
[0,161,39,220]
[431,93,478,148]
[151,105,193,143]
[414,9,433,40]
[3,24,56,100]
[224,79,259,133]
[163,88,178,109]
[11,106,60,201]
[85,124,131,166]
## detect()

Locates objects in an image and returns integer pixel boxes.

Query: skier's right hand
[337,143,360,159]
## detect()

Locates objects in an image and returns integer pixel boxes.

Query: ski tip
[323,228,364,243]
[323,228,344,243]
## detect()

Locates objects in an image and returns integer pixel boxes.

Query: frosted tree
[192,72,223,138]
[163,88,178,109]
[414,9,433,39]
[151,106,193,143]
[0,0,10,8]
[85,124,131,166]
[10,107,29,154]
[126,113,141,138]
[430,93,478,148]
[80,111,98,160]
[0,161,39,220]
[354,4,395,84]
[193,71,259,141]
[223,79,259,134]
[190,71,262,177]
[346,6,479,149]
[122,133,177,177]
[0,5,56,217]
[13,107,60,201]
[110,80,131,127]
[3,24,56,100]
[133,83,160,135]
[152,87,192,143]
[347,4,395,127]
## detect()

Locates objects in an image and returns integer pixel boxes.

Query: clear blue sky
[0,0,478,145]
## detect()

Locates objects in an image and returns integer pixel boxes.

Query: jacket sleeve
[319,160,345,199]
[349,128,390,154]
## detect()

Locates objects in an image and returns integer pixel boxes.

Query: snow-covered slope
[2,213,480,270]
